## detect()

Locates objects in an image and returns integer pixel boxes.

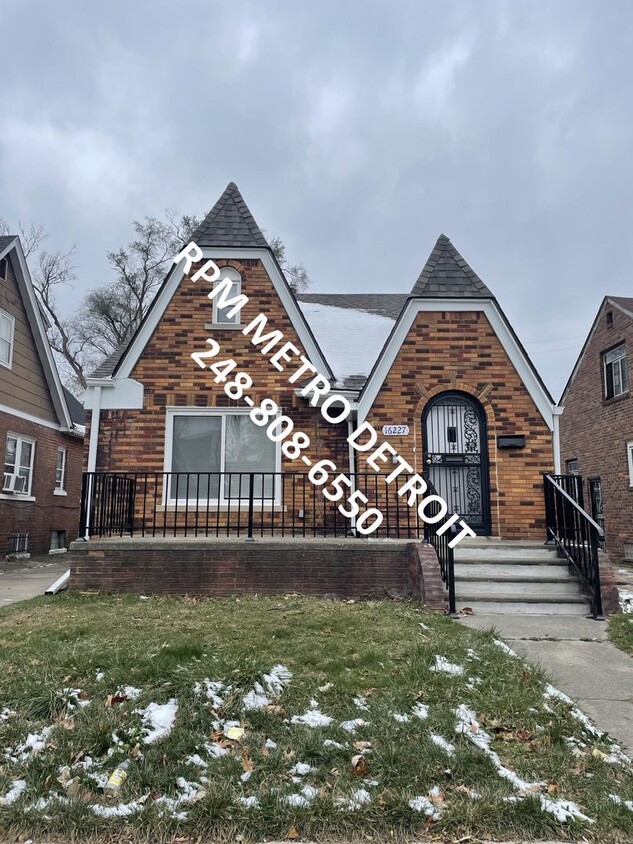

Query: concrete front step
[457,581,585,600]
[455,563,575,582]
[454,547,561,564]
[456,599,590,616]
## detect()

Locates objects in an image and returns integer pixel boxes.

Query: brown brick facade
[560,300,633,566]
[361,311,553,539]
[70,537,446,607]
[0,410,83,555]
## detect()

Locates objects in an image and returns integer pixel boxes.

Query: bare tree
[268,235,311,293]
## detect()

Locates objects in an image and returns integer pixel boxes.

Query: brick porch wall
[69,538,447,609]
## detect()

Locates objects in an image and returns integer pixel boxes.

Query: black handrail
[421,474,458,617]
[543,473,604,619]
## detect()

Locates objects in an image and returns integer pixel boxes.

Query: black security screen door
[423,392,491,535]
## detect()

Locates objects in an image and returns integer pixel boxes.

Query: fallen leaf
[351,754,369,776]
[353,740,372,751]
[226,726,245,741]
[106,692,127,707]
[283,749,296,761]
[287,825,300,840]
[459,606,474,615]
[547,782,561,794]
[318,682,333,693]
[241,748,254,772]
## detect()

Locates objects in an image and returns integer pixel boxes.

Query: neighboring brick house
[0,235,84,556]
[559,296,633,566]
[82,182,558,545]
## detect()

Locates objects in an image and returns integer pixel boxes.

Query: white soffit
[357,298,555,431]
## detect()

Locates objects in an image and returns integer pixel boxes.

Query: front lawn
[608,613,633,656]
[1,594,632,843]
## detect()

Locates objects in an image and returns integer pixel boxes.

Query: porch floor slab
[461,613,633,754]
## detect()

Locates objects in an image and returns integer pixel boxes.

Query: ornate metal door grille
[423,393,491,534]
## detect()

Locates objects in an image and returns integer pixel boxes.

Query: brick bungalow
[80,182,558,553]
[559,296,633,567]
[0,235,84,556]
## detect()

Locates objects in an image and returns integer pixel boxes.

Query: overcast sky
[1,0,632,399]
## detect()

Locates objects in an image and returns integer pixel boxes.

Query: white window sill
[204,323,244,331]
[0,493,36,501]
[53,489,67,496]
[157,502,284,512]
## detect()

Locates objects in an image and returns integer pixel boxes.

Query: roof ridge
[191,182,268,249]
[411,234,495,299]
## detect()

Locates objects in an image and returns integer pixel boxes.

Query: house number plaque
[382,425,410,436]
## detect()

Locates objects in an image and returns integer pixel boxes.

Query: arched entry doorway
[422,391,491,535]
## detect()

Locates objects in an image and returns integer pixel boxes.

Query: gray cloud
[1,0,632,398]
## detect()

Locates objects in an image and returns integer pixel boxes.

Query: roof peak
[191,182,268,249]
[411,234,494,299]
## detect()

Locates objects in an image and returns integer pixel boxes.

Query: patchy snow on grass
[90,800,145,818]
[291,708,333,727]
[263,664,293,695]
[324,738,345,749]
[493,638,520,658]
[238,795,260,808]
[619,588,633,614]
[539,796,594,824]
[610,793,633,811]
[418,622,430,631]
[340,718,368,733]
[393,713,410,723]
[544,683,574,706]
[430,733,455,755]
[8,726,55,762]
[184,753,208,768]
[193,679,229,708]
[353,695,369,711]
[431,655,464,676]
[336,788,372,811]
[408,793,442,820]
[135,699,178,744]
[412,702,429,720]
[0,779,26,806]
[290,762,315,776]
[281,784,317,808]
[242,684,270,711]
[202,740,229,758]
[545,684,602,737]
[265,738,277,749]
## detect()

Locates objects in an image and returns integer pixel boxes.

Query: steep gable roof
[560,295,633,404]
[411,234,494,299]
[0,236,77,432]
[190,182,269,248]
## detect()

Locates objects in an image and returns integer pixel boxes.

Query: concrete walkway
[461,613,633,753]
[0,560,68,608]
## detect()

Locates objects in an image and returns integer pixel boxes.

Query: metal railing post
[246,472,255,542]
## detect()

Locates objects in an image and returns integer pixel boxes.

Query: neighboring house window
[213,268,242,325]
[55,448,67,492]
[50,529,66,550]
[0,309,15,368]
[0,258,7,281]
[566,458,579,474]
[628,441,633,487]
[606,310,613,327]
[167,411,276,501]
[603,343,628,399]
[3,434,35,495]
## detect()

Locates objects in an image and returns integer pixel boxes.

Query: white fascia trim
[0,401,64,431]
[357,298,556,431]
[116,249,333,382]
[83,378,144,410]
[10,242,74,431]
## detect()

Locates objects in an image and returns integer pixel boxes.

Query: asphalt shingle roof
[62,387,85,426]
[411,234,494,299]
[296,293,407,320]
[0,234,16,252]
[609,296,633,318]
[190,182,269,249]
[90,339,130,378]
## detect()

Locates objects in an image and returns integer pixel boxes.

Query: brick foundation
[69,538,447,607]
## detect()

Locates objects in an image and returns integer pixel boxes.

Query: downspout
[347,416,357,534]
[84,385,103,539]
[552,406,563,475]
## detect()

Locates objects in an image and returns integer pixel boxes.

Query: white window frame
[54,447,67,494]
[211,268,242,326]
[628,441,633,487]
[603,343,628,399]
[164,407,281,504]
[0,308,15,369]
[2,433,35,497]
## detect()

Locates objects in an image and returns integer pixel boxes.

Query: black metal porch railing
[79,470,458,612]
[543,473,604,619]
